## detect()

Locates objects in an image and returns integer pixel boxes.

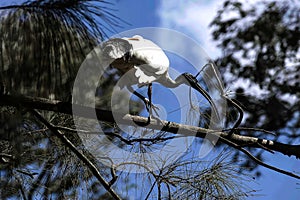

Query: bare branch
[29,109,121,200]
[1,93,300,180]
[219,136,300,180]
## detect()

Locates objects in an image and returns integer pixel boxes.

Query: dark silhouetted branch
[29,109,121,200]
[1,93,300,180]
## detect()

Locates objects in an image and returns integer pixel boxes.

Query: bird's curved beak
[183,73,220,121]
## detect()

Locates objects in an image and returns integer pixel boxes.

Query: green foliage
[0,108,121,199]
[210,0,299,172]
[0,0,120,100]
[0,1,123,199]
[167,152,256,199]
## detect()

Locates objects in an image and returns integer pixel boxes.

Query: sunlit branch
[1,94,300,180]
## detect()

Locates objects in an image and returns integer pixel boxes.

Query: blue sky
[113,0,221,57]
[113,0,300,199]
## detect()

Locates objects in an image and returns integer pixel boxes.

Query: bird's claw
[143,98,161,120]
[144,98,159,111]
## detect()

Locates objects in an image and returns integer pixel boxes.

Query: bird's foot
[143,98,165,126]
[144,98,160,116]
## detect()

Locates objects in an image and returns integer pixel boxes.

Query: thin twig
[14,174,28,200]
[108,166,118,187]
[144,179,158,200]
[218,135,300,179]
[257,143,275,154]
[29,109,121,200]
[54,125,179,145]
[222,127,276,136]
[16,169,38,179]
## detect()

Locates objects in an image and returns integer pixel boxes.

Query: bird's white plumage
[125,35,169,73]
[102,35,170,86]
[124,35,170,86]
[101,35,219,120]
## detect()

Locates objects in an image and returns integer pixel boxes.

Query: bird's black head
[181,73,199,86]
[173,73,199,87]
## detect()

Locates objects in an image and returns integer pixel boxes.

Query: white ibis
[101,35,219,121]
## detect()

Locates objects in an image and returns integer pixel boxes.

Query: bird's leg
[147,83,161,117]
[127,86,159,117]
[147,83,165,124]
[131,90,163,125]
[147,83,153,118]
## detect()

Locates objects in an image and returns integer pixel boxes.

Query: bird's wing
[101,36,170,86]
[134,67,157,86]
[121,35,170,86]
[124,35,170,76]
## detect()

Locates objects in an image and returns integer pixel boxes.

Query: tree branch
[1,93,300,180]
[29,109,121,200]
[1,94,299,158]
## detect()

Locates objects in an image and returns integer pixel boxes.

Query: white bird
[101,35,219,121]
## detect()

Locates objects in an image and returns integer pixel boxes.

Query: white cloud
[157,0,264,59]
[157,0,280,98]
[158,0,224,59]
